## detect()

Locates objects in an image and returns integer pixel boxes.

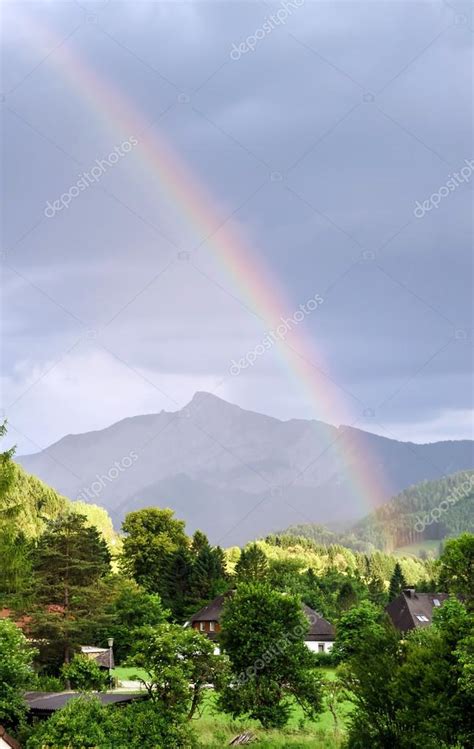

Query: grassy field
[112,666,149,682]
[394,539,441,558]
[112,666,352,746]
[194,669,351,748]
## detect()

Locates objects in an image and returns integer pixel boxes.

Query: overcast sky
[1,0,473,455]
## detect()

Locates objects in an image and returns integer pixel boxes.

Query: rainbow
[14,10,390,518]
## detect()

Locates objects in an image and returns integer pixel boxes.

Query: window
[199,622,205,631]
[433,598,441,607]
[416,615,429,622]
[318,643,325,653]
[209,622,215,632]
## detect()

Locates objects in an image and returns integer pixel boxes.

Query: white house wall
[213,641,333,656]
[305,641,333,653]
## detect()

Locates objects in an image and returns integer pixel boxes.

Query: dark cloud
[1,0,472,452]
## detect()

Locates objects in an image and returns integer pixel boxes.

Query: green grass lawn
[112,666,149,682]
[193,668,351,749]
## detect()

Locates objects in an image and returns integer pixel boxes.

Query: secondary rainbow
[18,12,389,516]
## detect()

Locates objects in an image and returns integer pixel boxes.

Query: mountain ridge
[18,392,474,545]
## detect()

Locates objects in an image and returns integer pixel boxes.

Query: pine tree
[235,543,268,583]
[388,562,407,602]
[29,513,111,666]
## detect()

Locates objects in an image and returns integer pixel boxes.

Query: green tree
[188,531,227,612]
[29,513,111,667]
[332,601,387,662]
[438,533,474,607]
[395,598,474,748]
[217,583,323,728]
[342,597,474,748]
[129,623,225,721]
[120,508,189,613]
[95,577,168,663]
[388,562,407,602]
[234,543,268,583]
[0,619,36,732]
[61,654,108,692]
[0,420,16,506]
[0,529,32,604]
[342,621,405,748]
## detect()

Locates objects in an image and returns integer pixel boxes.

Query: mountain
[17,392,474,545]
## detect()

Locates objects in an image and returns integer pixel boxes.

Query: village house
[188,593,335,653]
[386,588,449,632]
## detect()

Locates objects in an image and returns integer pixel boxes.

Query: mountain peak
[184,391,240,414]
[189,391,223,405]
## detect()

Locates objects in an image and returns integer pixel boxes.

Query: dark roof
[189,594,334,640]
[302,604,336,641]
[0,726,21,749]
[386,589,449,632]
[24,691,142,717]
[190,592,233,623]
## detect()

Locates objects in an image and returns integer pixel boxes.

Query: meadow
[193,669,350,748]
[113,666,350,747]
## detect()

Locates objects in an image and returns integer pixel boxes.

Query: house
[188,593,335,653]
[301,603,335,653]
[24,692,143,720]
[0,726,21,749]
[80,645,115,671]
[386,588,449,632]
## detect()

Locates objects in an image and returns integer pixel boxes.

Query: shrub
[61,654,108,692]
[313,650,337,667]
[26,695,197,749]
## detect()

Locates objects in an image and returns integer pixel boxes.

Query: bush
[61,654,108,692]
[33,674,66,692]
[313,650,337,667]
[26,696,197,748]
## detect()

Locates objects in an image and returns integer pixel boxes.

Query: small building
[386,588,448,632]
[188,593,335,653]
[24,692,143,720]
[80,645,115,671]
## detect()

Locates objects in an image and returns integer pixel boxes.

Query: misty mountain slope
[18,392,474,544]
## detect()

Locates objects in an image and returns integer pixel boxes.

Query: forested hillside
[0,461,115,541]
[284,471,474,553]
[353,470,474,550]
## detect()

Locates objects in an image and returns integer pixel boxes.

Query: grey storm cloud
[1,0,472,453]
